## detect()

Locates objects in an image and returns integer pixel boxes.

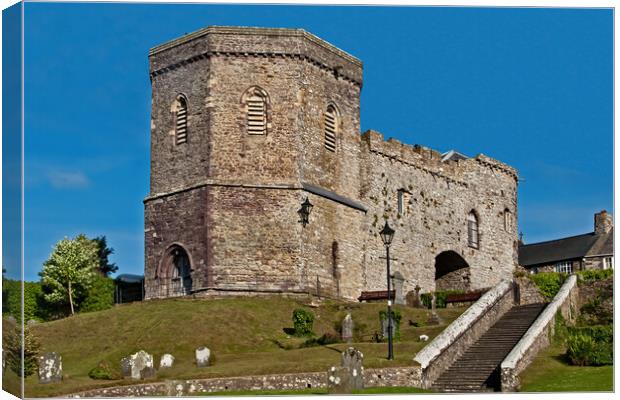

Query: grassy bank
[3,296,465,397]
[519,343,613,392]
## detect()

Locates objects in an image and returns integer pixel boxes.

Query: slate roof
[519,229,614,267]
[114,274,145,284]
[441,150,469,162]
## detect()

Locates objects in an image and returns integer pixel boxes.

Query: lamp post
[298,197,313,227]
[379,221,395,360]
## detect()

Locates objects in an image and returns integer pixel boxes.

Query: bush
[379,309,402,341]
[420,290,464,309]
[566,326,613,366]
[302,332,340,347]
[2,279,48,322]
[79,275,114,313]
[528,272,566,300]
[3,322,41,377]
[576,269,613,282]
[292,308,314,337]
[88,360,120,380]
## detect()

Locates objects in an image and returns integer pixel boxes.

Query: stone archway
[434,251,471,291]
[158,244,193,297]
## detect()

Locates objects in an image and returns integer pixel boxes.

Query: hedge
[528,272,567,300]
[566,325,613,366]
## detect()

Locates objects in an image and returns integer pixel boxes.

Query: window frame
[174,94,188,145]
[324,103,339,152]
[555,261,572,274]
[467,211,480,249]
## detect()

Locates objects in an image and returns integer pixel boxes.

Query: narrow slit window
[467,211,479,249]
[175,96,188,145]
[504,208,512,232]
[247,94,267,135]
[324,105,338,152]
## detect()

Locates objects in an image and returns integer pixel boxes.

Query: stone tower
[144,27,366,299]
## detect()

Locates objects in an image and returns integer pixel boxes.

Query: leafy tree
[4,321,41,377]
[92,236,118,276]
[79,274,115,313]
[39,235,98,315]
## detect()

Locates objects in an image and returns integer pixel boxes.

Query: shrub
[420,290,464,309]
[576,269,613,282]
[528,272,566,300]
[292,308,314,337]
[88,361,120,380]
[79,275,114,313]
[566,326,613,366]
[4,322,41,377]
[302,332,340,347]
[379,309,402,341]
[2,279,48,322]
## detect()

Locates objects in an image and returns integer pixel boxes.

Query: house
[519,210,613,274]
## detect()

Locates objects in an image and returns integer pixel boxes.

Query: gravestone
[38,352,62,384]
[391,271,405,305]
[426,293,444,326]
[327,347,364,393]
[380,315,396,338]
[120,357,132,378]
[122,350,155,380]
[341,314,354,343]
[195,347,211,367]
[160,354,175,369]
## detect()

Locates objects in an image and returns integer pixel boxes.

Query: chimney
[594,210,613,235]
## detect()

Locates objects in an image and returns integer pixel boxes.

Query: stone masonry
[144,26,519,301]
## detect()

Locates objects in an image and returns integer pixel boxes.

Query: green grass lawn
[519,343,613,392]
[4,296,465,398]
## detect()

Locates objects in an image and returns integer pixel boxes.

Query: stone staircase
[431,302,547,392]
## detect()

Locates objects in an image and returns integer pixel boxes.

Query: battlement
[149,26,363,85]
[361,130,517,182]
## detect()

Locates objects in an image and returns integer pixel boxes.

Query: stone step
[432,302,548,393]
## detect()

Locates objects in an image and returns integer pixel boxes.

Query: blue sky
[6,4,614,281]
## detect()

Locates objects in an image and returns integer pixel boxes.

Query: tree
[4,321,41,377]
[39,235,98,315]
[92,236,118,276]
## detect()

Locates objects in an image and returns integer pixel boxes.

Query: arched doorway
[158,244,193,297]
[434,251,471,291]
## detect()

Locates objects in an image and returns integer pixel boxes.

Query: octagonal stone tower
[144,27,366,299]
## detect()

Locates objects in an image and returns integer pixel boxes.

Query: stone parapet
[66,366,422,397]
[149,26,363,86]
[500,274,578,392]
[413,279,514,388]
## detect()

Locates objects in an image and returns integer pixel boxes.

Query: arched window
[174,95,188,145]
[504,208,512,232]
[467,211,479,249]
[324,104,339,152]
[243,86,269,135]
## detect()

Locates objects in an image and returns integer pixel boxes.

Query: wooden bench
[358,290,395,302]
[445,290,486,305]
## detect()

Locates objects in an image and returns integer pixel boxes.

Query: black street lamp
[298,197,313,227]
[379,220,395,360]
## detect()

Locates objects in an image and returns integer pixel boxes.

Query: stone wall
[144,26,519,301]
[413,279,515,388]
[67,366,422,397]
[514,276,545,305]
[500,274,578,392]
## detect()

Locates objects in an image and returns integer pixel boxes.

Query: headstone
[38,352,62,384]
[122,350,155,380]
[415,285,422,307]
[425,293,444,326]
[120,357,132,378]
[195,347,211,367]
[327,347,364,394]
[391,271,405,305]
[160,354,175,369]
[380,315,396,338]
[341,314,354,343]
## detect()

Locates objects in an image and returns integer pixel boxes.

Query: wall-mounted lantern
[298,197,314,227]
